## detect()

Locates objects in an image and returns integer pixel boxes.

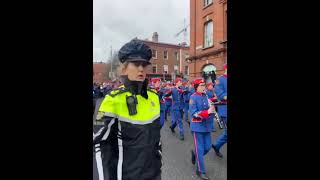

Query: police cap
[118,39,152,64]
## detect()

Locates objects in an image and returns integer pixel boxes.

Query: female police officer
[93,39,162,180]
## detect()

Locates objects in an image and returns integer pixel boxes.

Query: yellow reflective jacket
[94,86,162,180]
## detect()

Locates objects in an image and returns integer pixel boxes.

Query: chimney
[152,32,158,42]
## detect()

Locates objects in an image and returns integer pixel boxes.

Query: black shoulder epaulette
[106,87,128,97]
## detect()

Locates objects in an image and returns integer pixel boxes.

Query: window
[152,49,157,59]
[185,66,189,75]
[163,65,168,74]
[204,21,213,48]
[174,52,179,61]
[174,65,178,74]
[204,0,213,7]
[152,64,157,73]
[164,50,168,59]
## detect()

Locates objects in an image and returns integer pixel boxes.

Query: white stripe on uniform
[102,118,115,140]
[117,121,123,180]
[95,118,115,180]
[95,144,104,180]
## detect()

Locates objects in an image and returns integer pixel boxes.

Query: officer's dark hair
[120,62,130,73]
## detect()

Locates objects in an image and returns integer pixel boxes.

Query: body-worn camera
[126,95,138,115]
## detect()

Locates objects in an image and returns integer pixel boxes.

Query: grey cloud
[94,0,189,62]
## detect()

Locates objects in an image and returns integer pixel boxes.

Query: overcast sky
[93,0,190,62]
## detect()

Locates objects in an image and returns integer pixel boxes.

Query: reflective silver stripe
[95,144,104,180]
[102,118,115,140]
[117,121,123,180]
[104,112,118,118]
[95,144,101,153]
[118,114,160,125]
[93,127,105,141]
[104,112,160,124]
[94,118,115,180]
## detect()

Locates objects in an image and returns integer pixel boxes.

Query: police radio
[126,95,138,115]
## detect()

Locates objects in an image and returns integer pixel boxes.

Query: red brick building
[93,62,111,83]
[139,32,190,81]
[187,0,227,81]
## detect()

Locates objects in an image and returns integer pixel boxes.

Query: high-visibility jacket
[93,86,162,180]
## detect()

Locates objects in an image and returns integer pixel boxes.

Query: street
[93,98,227,180]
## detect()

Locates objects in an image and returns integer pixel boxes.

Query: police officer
[189,78,216,180]
[93,39,162,180]
[212,63,228,158]
[151,78,166,128]
[168,77,185,140]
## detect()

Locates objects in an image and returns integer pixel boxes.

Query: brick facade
[188,0,227,81]
[93,62,110,83]
[139,33,190,81]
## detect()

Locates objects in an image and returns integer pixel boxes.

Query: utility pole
[110,46,113,80]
